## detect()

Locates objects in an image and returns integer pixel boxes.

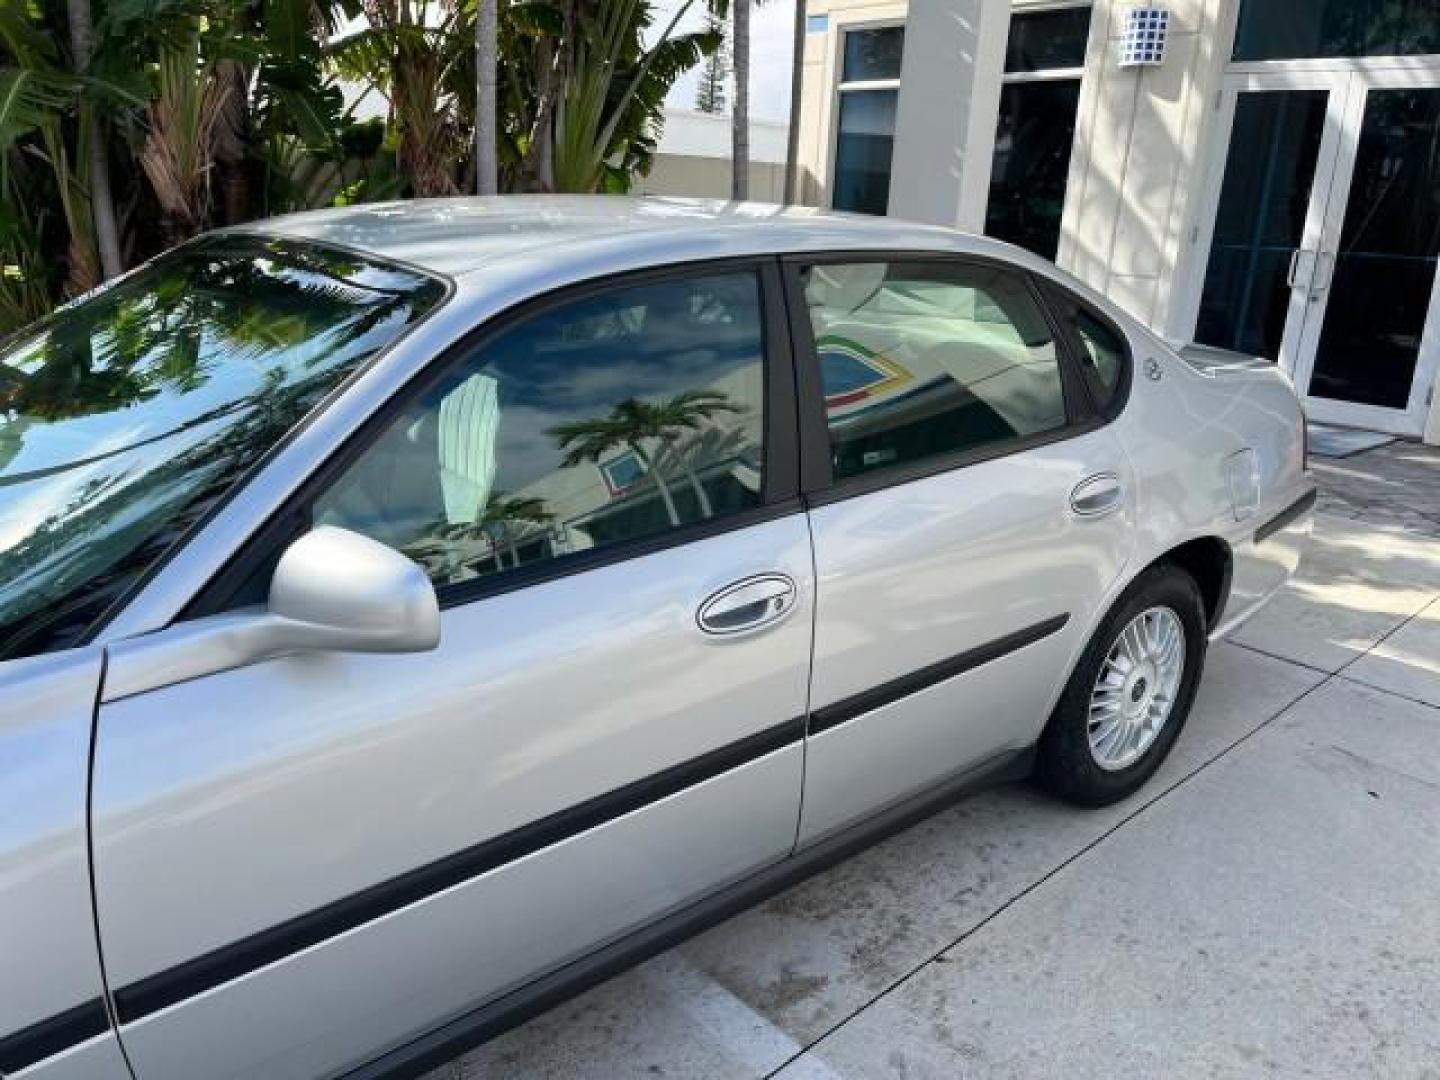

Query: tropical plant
[140,29,225,245]
[548,389,741,526]
[0,0,726,332]
[334,0,469,197]
[549,0,709,193]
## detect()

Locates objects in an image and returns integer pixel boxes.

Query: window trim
[186,257,800,619]
[781,250,1107,507]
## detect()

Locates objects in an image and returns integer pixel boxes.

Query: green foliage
[0,0,726,332]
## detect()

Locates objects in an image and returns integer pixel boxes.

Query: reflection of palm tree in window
[548,390,742,526]
[652,423,758,506]
[406,492,554,580]
[480,492,553,571]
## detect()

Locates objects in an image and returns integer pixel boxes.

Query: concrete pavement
[430,442,1440,1080]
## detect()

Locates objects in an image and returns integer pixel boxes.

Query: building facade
[794,0,1440,444]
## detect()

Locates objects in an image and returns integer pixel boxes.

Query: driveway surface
[430,440,1440,1080]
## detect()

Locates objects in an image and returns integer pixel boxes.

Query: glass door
[1292,69,1440,435]
[1189,65,1440,436]
[1187,71,1349,373]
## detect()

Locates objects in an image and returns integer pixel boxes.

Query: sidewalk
[432,442,1440,1080]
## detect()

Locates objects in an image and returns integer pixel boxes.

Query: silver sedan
[0,198,1312,1080]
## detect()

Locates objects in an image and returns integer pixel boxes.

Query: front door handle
[696,574,797,636]
[1071,473,1124,517]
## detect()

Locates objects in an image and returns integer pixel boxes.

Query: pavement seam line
[764,569,1440,1076]
[1228,639,1440,714]
[761,655,1342,1078]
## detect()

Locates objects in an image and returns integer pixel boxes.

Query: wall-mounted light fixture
[1119,6,1169,67]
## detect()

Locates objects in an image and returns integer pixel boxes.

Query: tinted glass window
[314,273,767,588]
[1071,310,1128,410]
[1234,0,1440,61]
[799,262,1067,481]
[0,238,443,661]
[1004,7,1091,72]
[842,26,905,81]
[1194,90,1328,358]
[833,89,898,215]
[986,79,1083,259]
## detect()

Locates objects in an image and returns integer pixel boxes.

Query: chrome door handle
[1286,248,1303,287]
[1071,473,1124,517]
[696,574,797,636]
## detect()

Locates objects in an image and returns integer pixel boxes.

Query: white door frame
[1297,64,1440,435]
[1179,58,1440,436]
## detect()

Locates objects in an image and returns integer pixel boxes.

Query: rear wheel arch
[1152,536,1233,632]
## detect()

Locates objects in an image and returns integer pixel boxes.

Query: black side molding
[809,614,1071,735]
[112,716,806,1026]
[341,747,1035,1080]
[0,998,109,1075]
[100,616,1068,1039]
[1254,487,1317,544]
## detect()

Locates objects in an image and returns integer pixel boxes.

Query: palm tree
[783,0,805,204]
[140,31,226,246]
[548,389,741,527]
[63,0,122,280]
[730,0,749,200]
[474,0,499,194]
[550,0,706,193]
[480,491,552,569]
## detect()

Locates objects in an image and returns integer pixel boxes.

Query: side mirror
[102,527,439,703]
[266,526,440,654]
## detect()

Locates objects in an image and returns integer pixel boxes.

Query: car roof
[232,195,1031,279]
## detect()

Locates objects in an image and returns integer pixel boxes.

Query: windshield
[0,235,445,661]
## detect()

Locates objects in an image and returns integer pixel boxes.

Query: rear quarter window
[1041,282,1132,415]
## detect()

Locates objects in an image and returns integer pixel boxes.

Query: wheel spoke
[1087,605,1187,772]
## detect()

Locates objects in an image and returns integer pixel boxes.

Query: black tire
[1036,563,1207,806]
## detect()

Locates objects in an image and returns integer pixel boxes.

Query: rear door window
[795,260,1070,482]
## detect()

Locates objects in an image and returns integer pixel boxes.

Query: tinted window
[986,79,1083,259]
[842,26,905,81]
[314,273,767,588]
[833,89,898,215]
[0,237,443,661]
[1003,7,1090,72]
[1234,0,1440,61]
[799,262,1068,481]
[1072,310,1128,409]
[1194,90,1328,358]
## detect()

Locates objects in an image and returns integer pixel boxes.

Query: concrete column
[885,0,1009,230]
[1057,0,1238,331]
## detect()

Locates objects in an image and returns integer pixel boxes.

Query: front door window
[315,271,768,588]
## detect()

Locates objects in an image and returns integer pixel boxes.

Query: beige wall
[793,1,910,208]
[1058,0,1239,334]
[795,0,1238,337]
[636,155,787,202]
